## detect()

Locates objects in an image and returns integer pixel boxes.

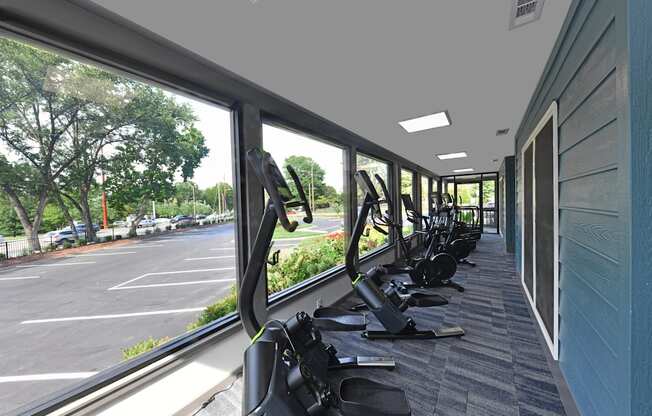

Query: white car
[138,219,156,228]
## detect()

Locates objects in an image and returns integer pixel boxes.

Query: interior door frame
[520,101,559,360]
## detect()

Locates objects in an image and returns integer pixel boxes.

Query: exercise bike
[345,170,465,340]
[370,173,465,293]
[241,148,410,416]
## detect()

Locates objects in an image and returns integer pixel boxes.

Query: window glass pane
[0,37,237,413]
[401,169,415,235]
[356,154,390,256]
[421,176,430,217]
[263,124,345,297]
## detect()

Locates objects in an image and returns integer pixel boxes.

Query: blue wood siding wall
[514,0,632,414]
[628,0,652,414]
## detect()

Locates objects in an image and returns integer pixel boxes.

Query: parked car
[51,230,78,245]
[171,215,195,226]
[138,219,156,228]
[113,220,128,228]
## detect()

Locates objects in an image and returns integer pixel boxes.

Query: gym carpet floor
[200,234,569,416]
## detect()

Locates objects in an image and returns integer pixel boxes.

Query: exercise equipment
[366,173,464,293]
[345,169,465,341]
[240,148,409,416]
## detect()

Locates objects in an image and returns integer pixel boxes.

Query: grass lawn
[273,223,324,240]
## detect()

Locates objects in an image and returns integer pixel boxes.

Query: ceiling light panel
[437,152,467,160]
[453,168,474,173]
[399,111,451,133]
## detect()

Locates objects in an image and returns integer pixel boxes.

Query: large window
[263,123,345,298]
[401,169,416,236]
[421,176,430,218]
[0,37,237,413]
[356,153,391,256]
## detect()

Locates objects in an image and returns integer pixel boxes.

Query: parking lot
[0,217,342,414]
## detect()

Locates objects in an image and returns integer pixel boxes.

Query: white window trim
[519,101,560,360]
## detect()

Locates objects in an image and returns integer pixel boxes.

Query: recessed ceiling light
[399,111,451,133]
[436,152,468,160]
[453,168,474,173]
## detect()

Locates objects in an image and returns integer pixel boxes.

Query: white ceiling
[90,0,571,176]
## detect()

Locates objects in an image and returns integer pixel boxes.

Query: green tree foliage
[0,38,210,244]
[104,115,208,233]
[202,182,234,212]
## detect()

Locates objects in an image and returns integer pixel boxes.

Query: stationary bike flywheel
[448,239,473,261]
[412,253,457,287]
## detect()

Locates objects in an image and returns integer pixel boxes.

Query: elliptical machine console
[240,148,411,416]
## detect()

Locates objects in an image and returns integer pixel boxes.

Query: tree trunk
[79,185,97,242]
[1,184,45,251]
[51,184,78,239]
[129,200,148,237]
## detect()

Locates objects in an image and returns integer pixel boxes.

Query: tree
[105,119,208,235]
[283,156,328,210]
[203,182,233,212]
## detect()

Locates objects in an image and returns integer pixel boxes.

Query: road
[0,216,342,415]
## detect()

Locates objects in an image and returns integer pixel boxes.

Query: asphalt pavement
[0,216,342,415]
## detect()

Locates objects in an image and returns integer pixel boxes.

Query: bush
[104,235,113,242]
[187,286,238,331]
[62,240,73,249]
[122,336,171,361]
[267,233,345,295]
[115,235,123,240]
[0,253,5,260]
[359,226,388,255]
[144,229,152,235]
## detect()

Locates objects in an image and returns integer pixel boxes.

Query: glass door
[482,174,498,233]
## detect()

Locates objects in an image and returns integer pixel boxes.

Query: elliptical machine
[241,148,410,416]
[346,170,465,340]
[370,174,464,293]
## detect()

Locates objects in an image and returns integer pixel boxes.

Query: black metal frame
[441,171,500,234]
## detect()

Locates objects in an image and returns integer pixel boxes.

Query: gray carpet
[199,235,567,416]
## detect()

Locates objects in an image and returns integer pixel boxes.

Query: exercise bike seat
[339,377,411,416]
[313,307,367,332]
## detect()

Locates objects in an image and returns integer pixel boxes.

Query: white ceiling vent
[509,0,545,30]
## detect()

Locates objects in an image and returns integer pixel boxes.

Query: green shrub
[0,253,5,260]
[267,233,345,295]
[104,235,113,242]
[115,235,123,240]
[62,241,73,249]
[122,336,170,361]
[359,226,389,256]
[187,286,238,331]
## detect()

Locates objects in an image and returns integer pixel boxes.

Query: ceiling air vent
[509,0,545,30]
[496,128,510,136]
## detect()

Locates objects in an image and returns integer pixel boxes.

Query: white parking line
[106,244,164,249]
[15,262,96,268]
[68,252,136,257]
[184,256,235,261]
[108,267,235,290]
[21,308,206,324]
[0,372,98,383]
[0,276,40,281]
[112,278,236,290]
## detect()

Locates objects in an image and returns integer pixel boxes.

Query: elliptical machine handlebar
[285,165,313,225]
